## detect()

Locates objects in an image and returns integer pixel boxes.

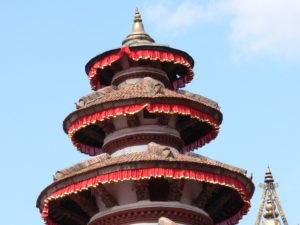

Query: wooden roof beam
[68,193,98,217]
[192,182,217,209]
[50,200,89,225]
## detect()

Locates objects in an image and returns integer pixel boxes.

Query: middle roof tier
[64,76,222,156]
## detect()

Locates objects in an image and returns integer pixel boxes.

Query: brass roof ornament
[255,167,288,225]
[262,192,281,225]
[265,166,275,183]
[122,8,155,46]
[263,192,279,220]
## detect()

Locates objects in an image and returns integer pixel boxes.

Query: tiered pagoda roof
[38,148,253,224]
[86,9,194,91]
[64,77,222,155]
[37,9,254,225]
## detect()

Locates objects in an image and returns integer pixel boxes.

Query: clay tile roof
[66,78,222,131]
[65,78,223,132]
[54,151,247,181]
[80,82,220,111]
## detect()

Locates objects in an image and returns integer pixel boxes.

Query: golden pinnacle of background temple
[255,167,289,225]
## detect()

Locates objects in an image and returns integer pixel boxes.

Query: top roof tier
[85,9,195,91]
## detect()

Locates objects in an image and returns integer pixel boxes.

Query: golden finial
[122,8,155,46]
[256,166,287,225]
[134,8,142,22]
[265,166,274,183]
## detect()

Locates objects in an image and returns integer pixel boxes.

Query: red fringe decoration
[68,103,220,155]
[41,167,250,225]
[88,46,194,90]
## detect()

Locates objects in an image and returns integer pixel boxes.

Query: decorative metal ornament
[255,167,288,225]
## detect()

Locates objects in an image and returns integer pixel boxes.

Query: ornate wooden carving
[96,120,115,134]
[58,209,88,225]
[133,179,149,201]
[206,189,233,217]
[93,184,118,208]
[206,190,244,223]
[50,200,89,225]
[176,117,198,132]
[192,182,217,209]
[127,114,140,127]
[168,179,185,201]
[84,127,105,141]
[158,114,171,126]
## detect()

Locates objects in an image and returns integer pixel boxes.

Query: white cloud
[143,1,221,36]
[143,0,300,61]
[226,0,300,60]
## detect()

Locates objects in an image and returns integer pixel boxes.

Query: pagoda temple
[255,167,288,225]
[37,9,254,225]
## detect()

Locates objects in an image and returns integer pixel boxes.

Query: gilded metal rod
[255,185,267,225]
[271,189,289,225]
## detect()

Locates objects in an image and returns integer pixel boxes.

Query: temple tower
[255,167,288,225]
[37,9,254,225]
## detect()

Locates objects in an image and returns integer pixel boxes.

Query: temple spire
[255,166,288,225]
[122,8,155,46]
[265,166,274,183]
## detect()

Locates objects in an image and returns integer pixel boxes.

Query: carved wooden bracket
[69,193,98,217]
[127,114,140,127]
[133,179,150,201]
[96,120,115,134]
[93,184,118,208]
[50,199,89,225]
[192,182,217,209]
[168,179,185,201]
[158,114,171,126]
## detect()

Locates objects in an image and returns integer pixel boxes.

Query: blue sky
[0,0,299,224]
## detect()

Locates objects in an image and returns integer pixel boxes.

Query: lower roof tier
[37,147,254,225]
[64,77,222,156]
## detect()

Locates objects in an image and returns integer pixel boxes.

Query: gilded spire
[122,8,155,46]
[255,166,288,225]
[265,166,274,183]
[134,8,142,23]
